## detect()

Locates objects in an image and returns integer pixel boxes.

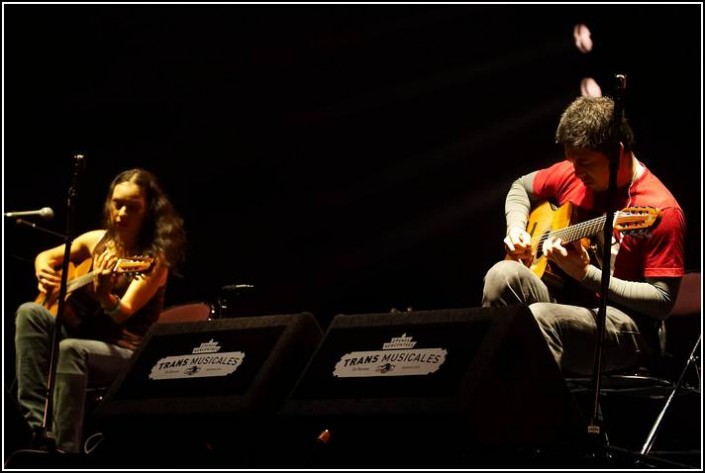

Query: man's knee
[483,260,527,306]
[529,302,554,321]
[485,260,522,282]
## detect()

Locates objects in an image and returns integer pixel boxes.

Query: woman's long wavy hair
[102,168,186,269]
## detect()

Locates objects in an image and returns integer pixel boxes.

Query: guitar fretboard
[548,215,606,244]
[64,258,152,294]
[66,271,97,294]
[532,214,609,257]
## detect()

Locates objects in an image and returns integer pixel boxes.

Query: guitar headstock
[615,207,662,237]
[114,256,155,274]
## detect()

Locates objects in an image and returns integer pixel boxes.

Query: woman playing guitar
[14,168,186,454]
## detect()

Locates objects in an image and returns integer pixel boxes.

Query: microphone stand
[586,74,627,452]
[33,154,85,451]
[13,219,67,240]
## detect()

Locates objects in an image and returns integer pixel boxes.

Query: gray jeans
[14,302,134,453]
[482,260,647,375]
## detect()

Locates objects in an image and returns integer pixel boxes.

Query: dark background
[3,5,702,382]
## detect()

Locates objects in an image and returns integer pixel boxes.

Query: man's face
[566,148,611,192]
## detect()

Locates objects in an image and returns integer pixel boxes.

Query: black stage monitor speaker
[95,312,323,420]
[281,305,586,461]
[90,312,325,467]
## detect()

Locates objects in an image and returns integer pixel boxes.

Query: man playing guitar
[482,96,686,376]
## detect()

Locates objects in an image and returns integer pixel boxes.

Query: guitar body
[35,259,89,315]
[34,255,154,334]
[507,200,661,303]
[503,201,595,303]
[34,259,97,332]
[523,201,593,281]
[524,201,572,279]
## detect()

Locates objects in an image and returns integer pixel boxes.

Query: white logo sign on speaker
[148,338,245,380]
[333,333,447,378]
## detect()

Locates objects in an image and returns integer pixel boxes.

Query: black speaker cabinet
[280,306,586,467]
[96,312,322,419]
[90,313,323,467]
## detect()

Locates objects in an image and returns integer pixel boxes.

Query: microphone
[4,207,55,220]
[221,284,255,293]
[217,284,255,317]
[615,73,627,92]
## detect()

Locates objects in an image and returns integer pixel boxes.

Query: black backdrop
[3,4,702,382]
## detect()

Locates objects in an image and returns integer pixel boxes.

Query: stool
[566,272,701,466]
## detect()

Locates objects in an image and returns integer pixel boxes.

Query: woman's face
[110,180,148,238]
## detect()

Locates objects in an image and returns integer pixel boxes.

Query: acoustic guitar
[512,201,661,282]
[35,256,153,331]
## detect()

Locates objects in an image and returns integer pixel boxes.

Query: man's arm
[504,171,538,233]
[580,268,681,320]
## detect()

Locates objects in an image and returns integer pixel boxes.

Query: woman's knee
[16,302,54,331]
[57,339,88,374]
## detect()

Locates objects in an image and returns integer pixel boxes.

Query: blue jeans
[14,302,134,453]
[482,260,648,375]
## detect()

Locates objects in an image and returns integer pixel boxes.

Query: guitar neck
[63,257,153,294]
[543,214,607,245]
[66,270,99,294]
[522,202,659,281]
[553,214,608,242]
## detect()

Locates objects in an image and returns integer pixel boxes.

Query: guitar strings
[531,216,610,247]
[531,160,644,257]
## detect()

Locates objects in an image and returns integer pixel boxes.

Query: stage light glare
[580,77,602,97]
[573,23,593,53]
